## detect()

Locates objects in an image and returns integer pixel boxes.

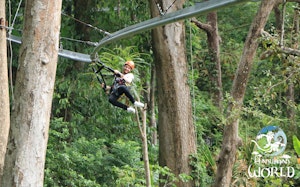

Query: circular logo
[252,126,287,157]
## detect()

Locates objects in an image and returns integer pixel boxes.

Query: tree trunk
[74,0,95,69]
[213,1,277,186]
[273,2,283,31]
[149,65,157,145]
[149,0,197,186]
[206,12,223,111]
[0,1,10,183]
[136,106,151,187]
[191,11,223,111]
[2,0,62,186]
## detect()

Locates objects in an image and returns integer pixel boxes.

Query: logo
[251,125,287,157]
[248,126,295,178]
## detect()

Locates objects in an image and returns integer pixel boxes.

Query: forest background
[1,0,300,186]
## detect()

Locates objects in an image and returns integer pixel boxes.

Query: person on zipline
[103,60,144,113]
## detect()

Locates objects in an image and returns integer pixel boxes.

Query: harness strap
[93,66,107,92]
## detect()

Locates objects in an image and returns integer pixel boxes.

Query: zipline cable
[61,12,111,36]
[60,36,98,47]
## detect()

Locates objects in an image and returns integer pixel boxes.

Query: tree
[191,11,223,111]
[149,0,196,186]
[2,0,62,186]
[0,0,10,184]
[214,0,278,186]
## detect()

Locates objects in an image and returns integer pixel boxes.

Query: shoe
[134,101,144,108]
[127,107,135,113]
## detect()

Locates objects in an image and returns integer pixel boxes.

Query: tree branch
[260,30,300,59]
[191,17,213,33]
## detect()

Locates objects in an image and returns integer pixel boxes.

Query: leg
[117,85,144,108]
[108,94,128,110]
[116,85,135,104]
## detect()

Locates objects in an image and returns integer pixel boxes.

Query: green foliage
[45,120,105,186]
[45,120,144,186]
[293,135,300,157]
[198,144,216,173]
[113,165,146,187]
[152,165,179,187]
[240,140,255,166]
[219,2,259,42]
[189,151,215,187]
[193,91,223,148]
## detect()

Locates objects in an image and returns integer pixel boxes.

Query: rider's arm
[114,70,133,84]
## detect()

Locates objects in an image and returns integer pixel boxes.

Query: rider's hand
[114,70,123,77]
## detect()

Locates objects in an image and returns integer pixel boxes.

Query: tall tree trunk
[213,1,277,186]
[191,11,223,111]
[0,1,10,183]
[74,0,93,69]
[2,0,62,186]
[149,0,196,186]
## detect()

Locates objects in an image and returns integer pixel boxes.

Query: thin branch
[266,71,295,93]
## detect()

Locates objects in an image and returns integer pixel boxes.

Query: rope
[165,0,178,14]
[61,12,111,36]
[153,0,164,15]
[153,0,178,16]
[8,0,12,25]
[9,0,23,34]
[7,0,20,104]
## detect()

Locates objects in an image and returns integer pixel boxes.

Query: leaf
[293,135,300,156]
